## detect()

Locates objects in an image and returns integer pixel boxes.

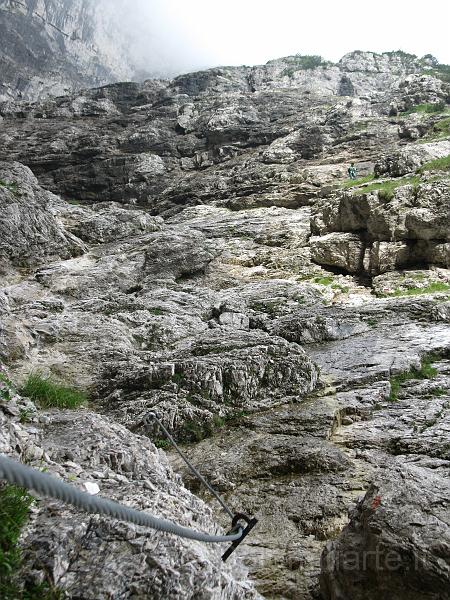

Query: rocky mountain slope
[0,0,137,101]
[0,50,449,599]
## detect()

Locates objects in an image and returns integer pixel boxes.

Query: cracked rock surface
[0,49,450,598]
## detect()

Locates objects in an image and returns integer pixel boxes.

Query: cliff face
[0,0,134,101]
[0,50,449,599]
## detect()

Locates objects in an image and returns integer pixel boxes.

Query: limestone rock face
[0,161,86,276]
[311,180,450,275]
[320,463,450,600]
[375,140,450,177]
[0,0,137,101]
[1,47,450,600]
[0,366,260,599]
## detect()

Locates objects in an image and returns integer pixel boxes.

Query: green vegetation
[389,358,438,402]
[282,54,326,77]
[341,174,375,189]
[21,373,87,409]
[425,117,450,140]
[0,180,18,195]
[182,411,248,443]
[429,387,448,397]
[148,307,164,316]
[424,63,450,83]
[331,283,350,293]
[418,154,450,173]
[353,176,420,200]
[366,318,378,327]
[0,484,59,599]
[313,276,334,285]
[0,369,14,403]
[154,438,172,450]
[399,102,446,115]
[382,282,450,297]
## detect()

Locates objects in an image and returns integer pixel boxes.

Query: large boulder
[375,140,450,177]
[310,180,450,275]
[0,162,86,274]
[320,462,450,600]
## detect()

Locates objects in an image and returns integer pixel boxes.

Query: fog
[104,0,450,76]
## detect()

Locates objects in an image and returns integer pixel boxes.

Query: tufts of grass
[182,411,248,443]
[418,154,450,173]
[354,176,420,200]
[313,276,334,286]
[389,358,438,402]
[383,282,450,297]
[331,283,350,293]
[399,102,446,115]
[429,387,448,397]
[0,484,34,597]
[0,484,59,599]
[341,174,375,189]
[366,318,378,327]
[21,373,87,409]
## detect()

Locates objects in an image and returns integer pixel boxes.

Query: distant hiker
[347,163,357,180]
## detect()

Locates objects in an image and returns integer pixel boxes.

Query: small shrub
[21,373,87,409]
[282,55,325,77]
[154,438,172,450]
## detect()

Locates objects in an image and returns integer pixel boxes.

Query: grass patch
[313,276,334,286]
[0,484,59,599]
[389,358,438,402]
[331,283,350,293]
[383,282,450,297]
[21,373,87,409]
[418,154,450,173]
[429,387,448,397]
[341,174,375,189]
[399,102,446,115]
[354,176,420,200]
[424,116,450,140]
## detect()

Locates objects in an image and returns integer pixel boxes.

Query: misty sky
[111,0,450,75]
